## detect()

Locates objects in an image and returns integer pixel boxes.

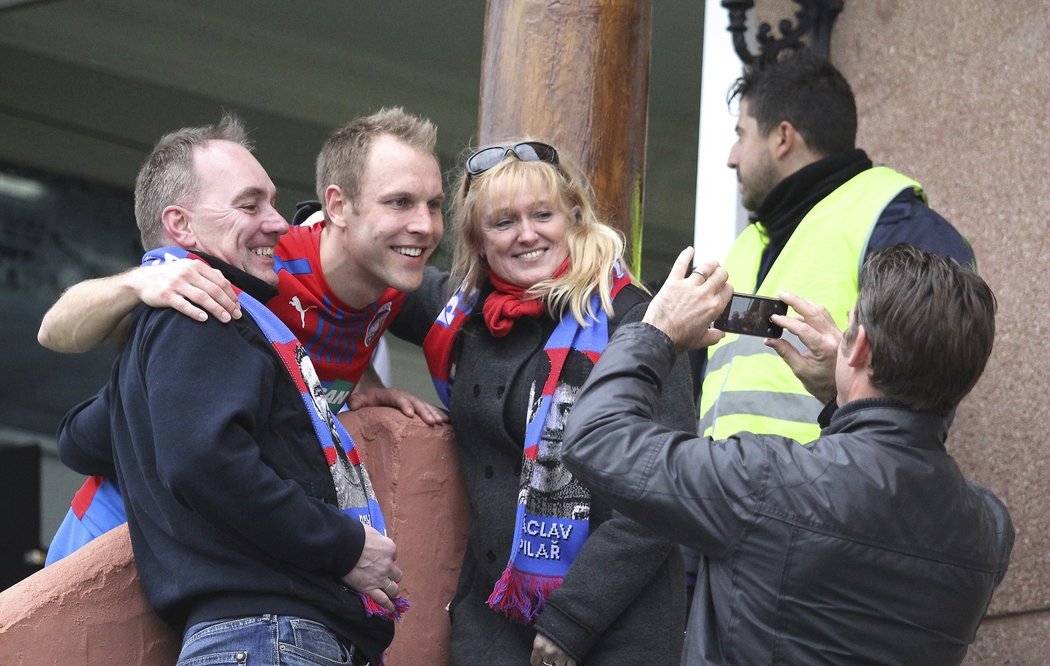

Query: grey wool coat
[391,267,692,665]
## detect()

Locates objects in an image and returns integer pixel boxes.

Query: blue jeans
[177,614,359,666]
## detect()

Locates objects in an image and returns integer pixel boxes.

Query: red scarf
[483,259,570,337]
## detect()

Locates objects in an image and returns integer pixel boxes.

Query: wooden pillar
[478,0,653,274]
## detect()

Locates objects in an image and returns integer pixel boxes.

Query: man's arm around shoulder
[38,259,240,352]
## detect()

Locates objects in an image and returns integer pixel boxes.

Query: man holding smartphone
[562,244,1013,664]
[700,48,974,445]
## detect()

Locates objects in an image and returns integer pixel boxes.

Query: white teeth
[395,247,423,257]
[518,249,544,260]
[252,247,273,257]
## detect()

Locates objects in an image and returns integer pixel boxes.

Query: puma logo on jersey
[289,296,318,328]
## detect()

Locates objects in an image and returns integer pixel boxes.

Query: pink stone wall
[0,408,467,665]
[338,408,470,665]
[758,1,1050,660]
[0,525,179,665]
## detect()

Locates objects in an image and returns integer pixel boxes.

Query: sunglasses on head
[464,141,560,190]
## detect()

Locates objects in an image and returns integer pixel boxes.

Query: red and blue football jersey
[270,223,404,412]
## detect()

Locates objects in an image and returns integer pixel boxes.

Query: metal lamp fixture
[722,0,844,65]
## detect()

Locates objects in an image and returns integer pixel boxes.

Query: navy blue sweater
[57,255,392,662]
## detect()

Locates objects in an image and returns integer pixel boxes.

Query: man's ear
[161,205,194,246]
[325,184,349,229]
[846,324,872,370]
[772,120,799,161]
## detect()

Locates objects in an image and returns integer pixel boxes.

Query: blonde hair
[449,143,640,325]
[315,107,437,211]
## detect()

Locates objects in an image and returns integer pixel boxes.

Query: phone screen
[713,293,788,338]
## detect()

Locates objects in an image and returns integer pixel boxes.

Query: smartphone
[713,292,788,338]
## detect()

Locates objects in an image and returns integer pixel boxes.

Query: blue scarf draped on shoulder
[422,262,631,623]
[144,247,408,620]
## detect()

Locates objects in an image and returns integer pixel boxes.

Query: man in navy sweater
[56,114,402,665]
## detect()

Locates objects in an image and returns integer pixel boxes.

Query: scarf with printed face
[422,262,631,623]
[142,247,408,621]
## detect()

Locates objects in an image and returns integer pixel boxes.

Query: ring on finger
[692,267,707,279]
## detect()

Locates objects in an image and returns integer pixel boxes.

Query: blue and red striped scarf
[143,247,407,620]
[422,262,631,623]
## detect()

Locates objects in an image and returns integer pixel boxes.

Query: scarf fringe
[486,564,563,624]
[360,594,411,621]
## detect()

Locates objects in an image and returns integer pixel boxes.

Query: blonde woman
[391,141,692,666]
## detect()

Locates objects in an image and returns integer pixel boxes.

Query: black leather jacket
[564,323,1014,665]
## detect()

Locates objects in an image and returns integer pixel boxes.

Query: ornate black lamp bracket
[722,0,844,65]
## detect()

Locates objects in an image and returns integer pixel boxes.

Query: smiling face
[337,134,444,302]
[727,98,782,212]
[477,175,572,289]
[177,140,288,284]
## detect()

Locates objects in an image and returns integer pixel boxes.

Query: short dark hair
[845,244,995,414]
[134,113,250,250]
[728,48,857,157]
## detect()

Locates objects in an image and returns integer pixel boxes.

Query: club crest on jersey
[365,302,393,347]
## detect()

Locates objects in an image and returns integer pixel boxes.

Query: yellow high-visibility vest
[699,166,924,444]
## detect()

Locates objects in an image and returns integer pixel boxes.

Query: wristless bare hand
[643,247,733,352]
[340,524,402,613]
[765,290,842,404]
